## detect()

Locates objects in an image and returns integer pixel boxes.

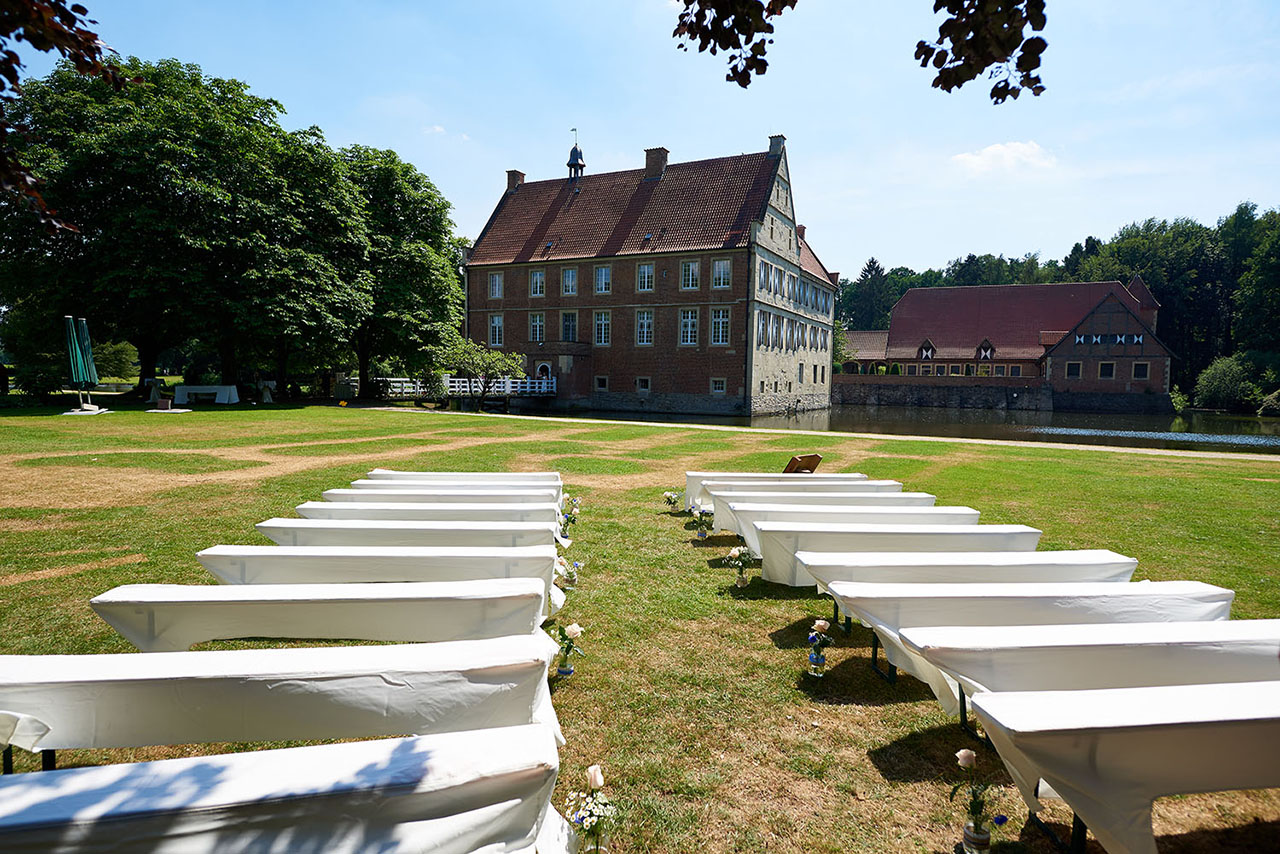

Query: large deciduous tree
[673,0,1047,103]
[341,145,463,398]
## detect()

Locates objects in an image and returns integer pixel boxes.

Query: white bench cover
[722,503,979,554]
[351,479,564,504]
[296,500,562,523]
[707,489,935,509]
[755,522,1042,587]
[0,710,49,751]
[828,580,1234,715]
[90,579,549,653]
[901,619,1280,698]
[0,635,562,751]
[369,468,562,482]
[255,518,562,548]
[0,723,567,854]
[799,549,1138,594]
[196,544,565,613]
[173,384,239,405]
[323,486,562,504]
[973,682,1280,854]
[685,471,873,508]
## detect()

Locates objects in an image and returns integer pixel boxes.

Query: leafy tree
[1234,211,1280,354]
[91,340,136,378]
[1193,354,1260,412]
[673,0,1047,103]
[341,145,462,398]
[1,0,133,229]
[830,316,848,371]
[441,336,526,411]
[0,58,372,388]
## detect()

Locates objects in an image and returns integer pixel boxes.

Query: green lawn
[1,404,1277,852]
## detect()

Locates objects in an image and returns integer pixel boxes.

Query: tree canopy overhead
[673,0,1048,103]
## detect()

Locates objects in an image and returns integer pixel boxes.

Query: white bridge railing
[445,376,556,397]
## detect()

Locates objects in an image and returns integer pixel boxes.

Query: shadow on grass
[1147,819,1280,854]
[724,579,823,602]
[868,722,1001,783]
[797,646,935,708]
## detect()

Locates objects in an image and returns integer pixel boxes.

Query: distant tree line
[0,58,465,399]
[837,202,1280,408]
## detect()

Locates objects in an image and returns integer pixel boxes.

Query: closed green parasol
[64,316,100,410]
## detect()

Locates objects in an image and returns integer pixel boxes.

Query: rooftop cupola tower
[567,130,585,180]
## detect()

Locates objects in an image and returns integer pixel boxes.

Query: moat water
[568,405,1280,455]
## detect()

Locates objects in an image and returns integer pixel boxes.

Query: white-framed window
[711,308,730,345]
[679,308,698,345]
[488,272,503,299]
[712,259,732,289]
[529,312,545,344]
[771,265,782,295]
[637,262,654,292]
[636,376,651,393]
[561,268,577,296]
[786,273,797,300]
[757,312,768,347]
[594,375,608,391]
[680,260,700,290]
[710,377,727,394]
[1133,362,1150,380]
[758,260,769,293]
[561,310,577,342]
[594,265,611,294]
[488,314,504,347]
[529,269,545,297]
[636,309,654,346]
[593,310,611,346]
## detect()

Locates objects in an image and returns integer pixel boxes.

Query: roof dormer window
[918,341,935,360]
[977,340,994,360]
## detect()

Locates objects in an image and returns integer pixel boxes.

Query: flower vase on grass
[690,508,714,540]
[662,490,683,510]
[555,555,581,591]
[554,622,584,678]
[724,546,755,587]
[950,749,1007,854]
[565,764,617,853]
[560,498,580,540]
[807,619,833,677]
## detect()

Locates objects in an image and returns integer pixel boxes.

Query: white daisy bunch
[662,490,683,508]
[565,765,617,843]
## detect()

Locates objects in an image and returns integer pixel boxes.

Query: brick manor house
[463,135,839,415]
[843,277,1172,398]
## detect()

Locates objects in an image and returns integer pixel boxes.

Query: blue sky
[20,0,1280,279]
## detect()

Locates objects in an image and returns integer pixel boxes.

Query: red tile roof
[844,330,889,360]
[885,281,1147,360]
[798,236,836,285]
[467,152,781,266]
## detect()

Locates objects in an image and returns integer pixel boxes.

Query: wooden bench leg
[41,749,55,771]
[870,632,896,684]
[1029,810,1088,854]
[2,746,12,774]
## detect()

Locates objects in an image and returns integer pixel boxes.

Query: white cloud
[951,141,1058,176]
[426,124,446,135]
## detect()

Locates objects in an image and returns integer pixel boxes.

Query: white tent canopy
[685,471,877,509]
[828,580,1235,715]
[721,503,979,554]
[255,518,561,548]
[0,723,568,854]
[295,501,562,523]
[0,635,562,751]
[755,522,1042,586]
[974,682,1280,854]
[90,579,549,653]
[322,487,562,504]
[799,549,1138,595]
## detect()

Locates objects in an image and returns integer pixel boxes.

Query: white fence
[373,377,556,399]
[445,377,556,397]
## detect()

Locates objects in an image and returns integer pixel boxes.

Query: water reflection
[558,405,1280,454]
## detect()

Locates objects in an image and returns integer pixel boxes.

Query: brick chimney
[768,134,786,155]
[506,170,525,193]
[644,147,668,180]
[796,224,806,241]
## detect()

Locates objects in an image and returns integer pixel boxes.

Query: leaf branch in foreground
[914,0,1047,104]
[1,0,133,230]
[672,0,797,88]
